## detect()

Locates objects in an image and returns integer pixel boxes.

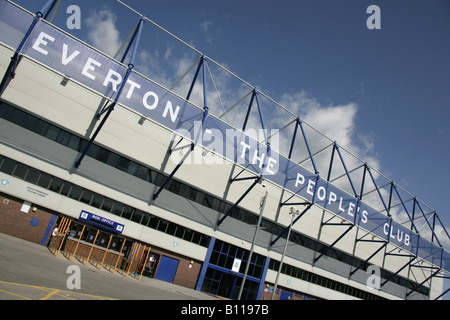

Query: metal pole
[271,207,299,300]
[237,189,267,300]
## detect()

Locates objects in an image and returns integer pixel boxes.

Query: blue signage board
[79,210,124,234]
[0,1,448,272]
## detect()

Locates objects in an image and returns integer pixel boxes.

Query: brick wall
[0,192,56,245]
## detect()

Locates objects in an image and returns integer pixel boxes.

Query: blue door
[280,290,294,300]
[155,256,179,283]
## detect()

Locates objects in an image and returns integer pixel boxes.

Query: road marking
[0,288,32,300]
[0,280,117,300]
[40,289,61,300]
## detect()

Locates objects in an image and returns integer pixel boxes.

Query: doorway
[155,255,179,283]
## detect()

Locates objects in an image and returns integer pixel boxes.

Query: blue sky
[12,0,450,295]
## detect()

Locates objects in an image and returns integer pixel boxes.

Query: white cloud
[201,21,213,32]
[85,8,122,57]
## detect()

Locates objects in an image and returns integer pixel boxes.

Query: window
[101,197,114,212]
[97,148,110,163]
[111,202,123,216]
[49,177,64,193]
[23,114,38,131]
[140,213,150,226]
[13,163,28,179]
[121,205,134,219]
[37,172,52,189]
[33,119,50,136]
[67,135,81,150]
[131,209,143,224]
[135,165,151,182]
[156,219,169,232]
[68,185,83,201]
[80,189,94,205]
[91,194,104,208]
[56,130,71,145]
[10,108,26,125]
[45,125,60,141]
[25,167,40,184]
[106,152,120,167]
[0,157,16,175]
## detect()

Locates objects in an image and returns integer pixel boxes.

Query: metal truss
[152,55,209,201]
[7,0,449,283]
[74,15,146,169]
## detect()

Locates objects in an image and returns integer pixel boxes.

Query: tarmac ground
[0,232,219,300]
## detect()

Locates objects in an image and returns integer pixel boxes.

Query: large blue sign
[79,210,124,234]
[0,1,448,271]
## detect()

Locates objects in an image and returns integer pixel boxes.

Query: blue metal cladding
[0,0,449,273]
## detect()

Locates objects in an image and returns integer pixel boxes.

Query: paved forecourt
[0,232,218,300]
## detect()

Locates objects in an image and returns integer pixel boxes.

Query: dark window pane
[11,109,26,125]
[107,153,120,167]
[187,188,197,201]
[37,172,52,189]
[97,148,110,163]
[112,202,123,216]
[13,163,28,179]
[121,205,134,219]
[23,114,38,130]
[49,177,64,193]
[67,135,81,150]
[68,185,83,201]
[45,125,60,141]
[56,130,70,146]
[135,165,150,182]
[91,194,104,208]
[148,216,158,229]
[175,226,185,238]
[85,142,100,159]
[183,229,193,242]
[101,198,114,212]
[0,103,14,119]
[80,189,94,204]
[166,223,176,235]
[33,119,49,136]
[140,213,150,226]
[60,182,72,196]
[24,167,40,184]
[2,157,18,174]
[157,219,169,232]
[131,209,143,223]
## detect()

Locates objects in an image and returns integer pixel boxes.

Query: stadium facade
[0,0,449,300]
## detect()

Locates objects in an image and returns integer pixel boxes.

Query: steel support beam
[270,204,312,246]
[217,176,261,226]
[406,268,440,298]
[349,241,388,276]
[0,0,58,96]
[152,107,208,201]
[74,16,145,169]
[151,55,209,201]
[313,224,354,264]
[380,254,415,288]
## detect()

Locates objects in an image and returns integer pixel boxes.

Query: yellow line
[40,289,61,300]
[0,280,117,300]
[0,288,32,300]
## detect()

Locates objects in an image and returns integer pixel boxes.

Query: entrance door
[217,273,237,298]
[155,255,179,283]
[280,290,294,300]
